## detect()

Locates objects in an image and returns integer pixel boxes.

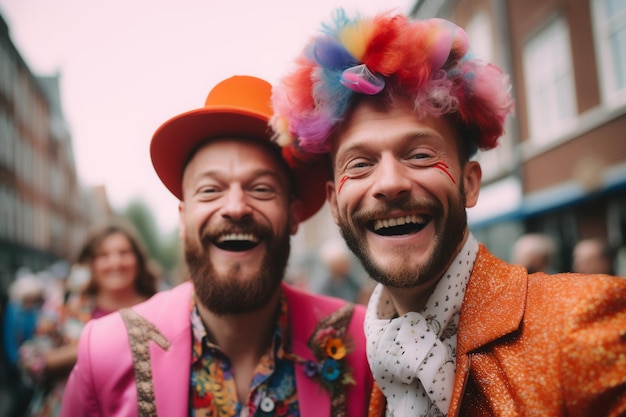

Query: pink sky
[0,0,412,232]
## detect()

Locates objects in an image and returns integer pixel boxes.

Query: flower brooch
[302,303,356,395]
[304,326,356,393]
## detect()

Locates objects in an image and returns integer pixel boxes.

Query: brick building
[410,0,626,273]
[0,14,111,292]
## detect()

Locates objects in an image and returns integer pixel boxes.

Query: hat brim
[150,107,328,222]
[151,107,270,200]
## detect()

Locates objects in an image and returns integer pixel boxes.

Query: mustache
[351,196,443,225]
[199,219,270,248]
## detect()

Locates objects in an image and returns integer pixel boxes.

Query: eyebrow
[342,129,441,148]
[336,130,440,158]
[194,168,286,186]
[250,169,285,184]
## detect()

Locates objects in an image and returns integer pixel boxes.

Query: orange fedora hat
[150,75,328,222]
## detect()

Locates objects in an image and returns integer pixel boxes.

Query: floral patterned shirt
[189,293,301,417]
[20,293,111,417]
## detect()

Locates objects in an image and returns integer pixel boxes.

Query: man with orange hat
[271,9,626,417]
[60,75,372,417]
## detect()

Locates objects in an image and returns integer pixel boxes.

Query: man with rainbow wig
[271,8,626,417]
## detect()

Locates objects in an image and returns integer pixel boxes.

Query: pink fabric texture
[60,282,372,417]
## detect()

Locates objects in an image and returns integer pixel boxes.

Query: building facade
[410,0,626,274]
[0,14,110,292]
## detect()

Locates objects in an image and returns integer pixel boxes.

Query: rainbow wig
[271,9,514,160]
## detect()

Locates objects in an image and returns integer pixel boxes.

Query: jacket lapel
[285,284,332,417]
[448,244,527,416]
[133,282,194,416]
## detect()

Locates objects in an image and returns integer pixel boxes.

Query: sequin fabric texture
[368,243,626,416]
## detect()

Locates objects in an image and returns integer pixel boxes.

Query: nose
[221,185,253,220]
[371,155,412,201]
[99,252,124,269]
[109,252,123,265]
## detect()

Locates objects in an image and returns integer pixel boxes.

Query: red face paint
[433,162,456,184]
[337,176,349,194]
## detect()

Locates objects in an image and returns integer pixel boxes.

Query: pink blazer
[60,282,372,417]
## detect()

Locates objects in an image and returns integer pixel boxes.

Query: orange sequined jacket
[369,244,626,417]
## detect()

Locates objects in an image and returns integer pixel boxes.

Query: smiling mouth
[370,214,430,236]
[215,233,260,251]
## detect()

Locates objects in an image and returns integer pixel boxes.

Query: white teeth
[373,215,425,231]
[217,233,258,243]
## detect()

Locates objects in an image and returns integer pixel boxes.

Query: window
[466,10,516,180]
[592,0,626,105]
[466,11,493,62]
[523,17,577,143]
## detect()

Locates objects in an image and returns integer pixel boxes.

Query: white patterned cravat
[365,235,478,417]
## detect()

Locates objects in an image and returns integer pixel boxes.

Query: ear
[288,199,303,235]
[178,201,186,239]
[463,161,482,208]
[325,180,340,225]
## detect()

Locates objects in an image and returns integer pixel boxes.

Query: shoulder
[283,283,365,317]
[529,270,626,288]
[132,281,193,317]
[475,243,526,277]
[527,271,626,314]
[475,243,626,311]
[282,283,366,348]
[81,281,194,347]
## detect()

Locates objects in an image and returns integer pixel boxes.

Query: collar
[189,290,291,363]
[364,235,479,416]
[368,233,479,329]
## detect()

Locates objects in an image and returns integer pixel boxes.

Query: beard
[338,185,468,289]
[184,219,290,315]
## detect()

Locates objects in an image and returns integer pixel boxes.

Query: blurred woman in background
[20,221,159,417]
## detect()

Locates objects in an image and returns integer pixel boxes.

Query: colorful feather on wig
[271,8,514,158]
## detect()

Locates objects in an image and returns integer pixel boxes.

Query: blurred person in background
[20,222,158,417]
[512,233,557,274]
[59,76,372,417]
[2,272,45,417]
[572,238,616,275]
[271,8,626,416]
[310,237,363,303]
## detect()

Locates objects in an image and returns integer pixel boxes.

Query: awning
[468,163,626,229]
